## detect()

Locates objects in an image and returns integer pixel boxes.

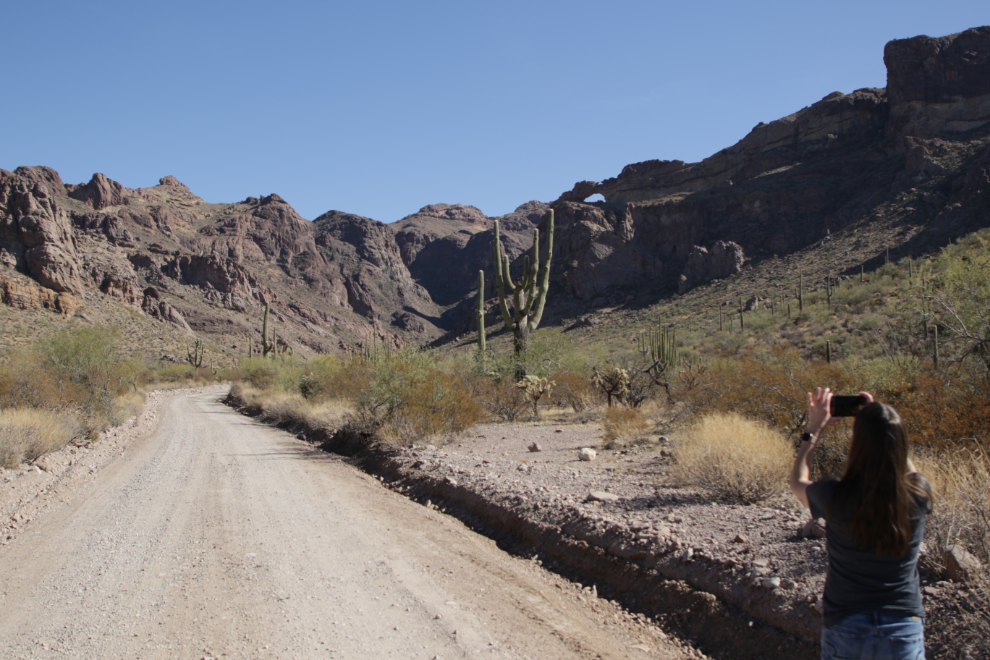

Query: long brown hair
[839,402,930,555]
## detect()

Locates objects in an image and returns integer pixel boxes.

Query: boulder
[944,545,983,582]
[801,518,827,539]
[678,241,745,294]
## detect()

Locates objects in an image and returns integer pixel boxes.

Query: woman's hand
[806,386,833,437]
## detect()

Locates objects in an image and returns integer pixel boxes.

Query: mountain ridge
[2,26,989,360]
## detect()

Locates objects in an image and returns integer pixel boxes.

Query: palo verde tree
[493,209,554,355]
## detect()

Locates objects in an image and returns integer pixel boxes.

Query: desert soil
[0,389,700,660]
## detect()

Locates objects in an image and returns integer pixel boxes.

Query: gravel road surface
[0,390,693,660]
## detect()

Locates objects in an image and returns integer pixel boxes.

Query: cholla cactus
[591,367,630,407]
[515,375,555,419]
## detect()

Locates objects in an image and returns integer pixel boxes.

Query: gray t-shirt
[807,475,931,627]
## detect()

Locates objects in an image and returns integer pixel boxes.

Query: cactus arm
[528,209,554,330]
[493,221,515,329]
[503,255,516,292]
[477,270,486,353]
[525,228,539,290]
[262,303,271,357]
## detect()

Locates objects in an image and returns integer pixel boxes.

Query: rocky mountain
[2,26,988,359]
[545,26,990,303]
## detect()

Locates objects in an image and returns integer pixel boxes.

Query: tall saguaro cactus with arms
[493,209,554,355]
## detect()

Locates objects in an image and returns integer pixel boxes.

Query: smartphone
[830,395,867,417]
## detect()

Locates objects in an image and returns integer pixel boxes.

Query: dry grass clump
[0,409,81,468]
[915,447,990,654]
[602,406,651,448]
[231,384,353,431]
[673,412,792,503]
[915,447,990,572]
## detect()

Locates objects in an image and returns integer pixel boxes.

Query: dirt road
[0,390,694,659]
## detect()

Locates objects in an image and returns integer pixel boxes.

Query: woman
[789,387,932,660]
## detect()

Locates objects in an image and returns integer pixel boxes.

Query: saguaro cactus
[187,340,205,367]
[262,303,276,358]
[477,270,486,354]
[494,209,554,355]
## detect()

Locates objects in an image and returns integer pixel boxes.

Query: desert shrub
[345,351,484,442]
[0,409,81,468]
[745,309,777,333]
[153,363,197,383]
[40,326,124,418]
[471,375,530,422]
[548,369,598,412]
[379,370,484,442]
[241,357,280,390]
[673,412,792,503]
[299,354,372,402]
[675,346,858,433]
[602,406,651,448]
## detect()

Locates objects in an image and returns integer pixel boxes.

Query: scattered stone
[780,579,798,590]
[733,533,749,543]
[762,577,782,589]
[578,448,597,461]
[587,491,620,503]
[659,449,672,458]
[801,518,827,539]
[528,442,542,452]
[945,545,983,583]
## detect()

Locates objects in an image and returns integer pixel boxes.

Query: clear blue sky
[2,1,986,222]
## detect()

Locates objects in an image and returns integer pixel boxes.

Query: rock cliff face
[547,26,990,298]
[0,167,84,294]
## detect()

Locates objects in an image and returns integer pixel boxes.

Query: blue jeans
[821,612,925,660]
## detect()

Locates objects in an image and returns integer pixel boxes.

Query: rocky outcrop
[392,202,546,307]
[1,276,79,316]
[314,210,436,325]
[164,254,254,301]
[678,241,745,294]
[100,273,142,305]
[68,173,127,210]
[141,287,192,334]
[0,168,83,294]
[885,27,990,138]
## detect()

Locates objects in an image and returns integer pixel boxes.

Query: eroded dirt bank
[0,389,699,659]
